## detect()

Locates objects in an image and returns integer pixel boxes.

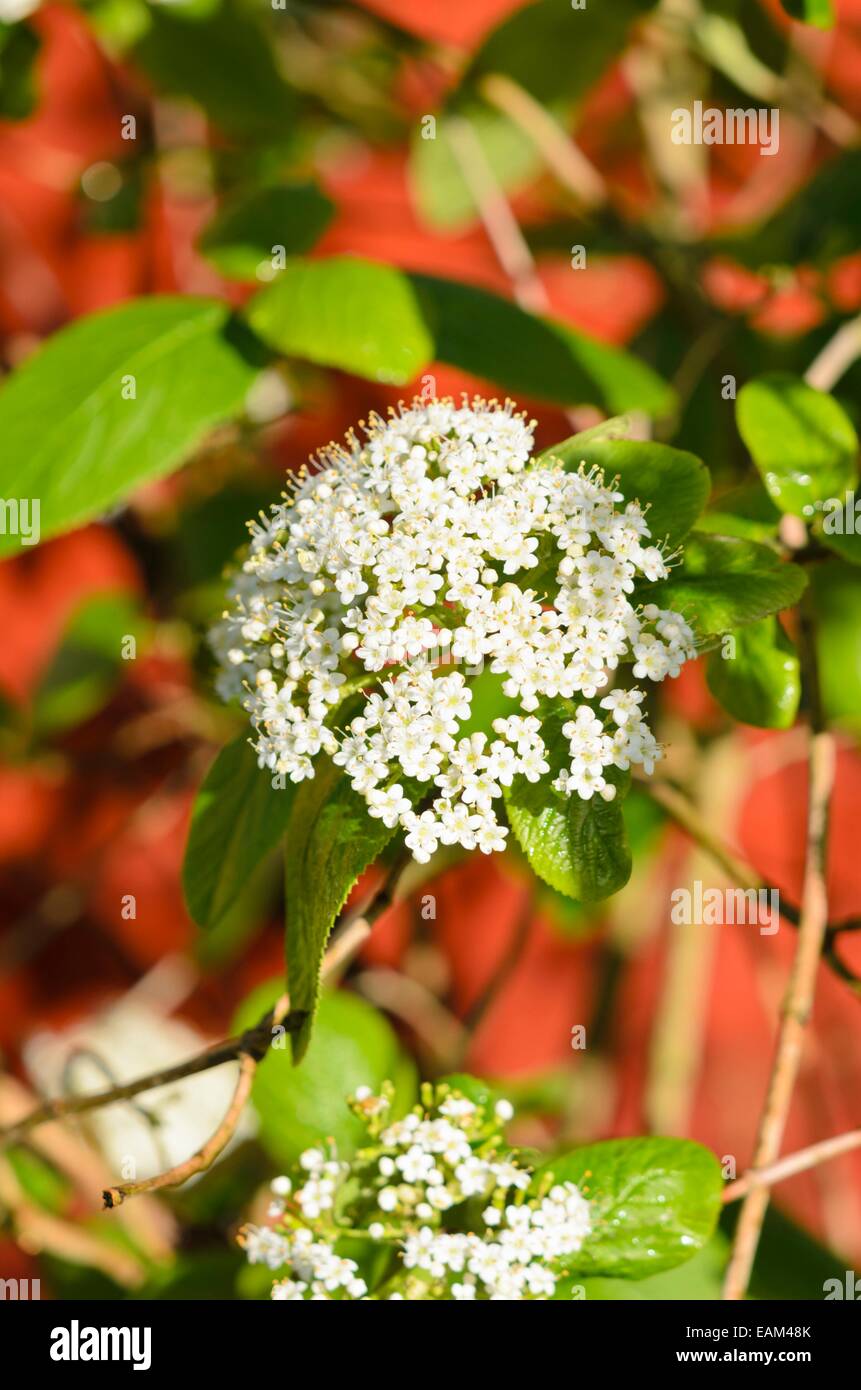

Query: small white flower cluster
[238,1082,592,1300]
[242,1224,368,1301]
[212,398,696,862]
[401,1182,592,1300]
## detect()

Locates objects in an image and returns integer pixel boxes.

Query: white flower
[241,1084,593,1299]
[212,399,696,865]
[439,1097,477,1119]
[242,1225,291,1270]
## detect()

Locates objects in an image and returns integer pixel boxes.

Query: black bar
[1,1297,855,1375]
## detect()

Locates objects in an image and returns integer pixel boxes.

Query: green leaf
[736,374,858,518]
[813,493,861,564]
[198,181,334,280]
[539,435,710,548]
[243,256,675,415]
[0,21,41,121]
[33,593,146,735]
[7,1146,70,1215]
[504,712,631,902]
[183,735,297,931]
[567,1277,643,1300]
[819,525,861,565]
[651,533,808,641]
[779,0,835,28]
[699,479,782,543]
[567,1233,729,1300]
[466,0,658,106]
[809,558,861,730]
[409,101,542,231]
[536,1137,723,1278]
[412,272,674,418]
[245,256,434,386]
[706,617,801,728]
[133,1,295,141]
[232,983,416,1167]
[0,296,258,555]
[284,758,398,1061]
[505,769,631,903]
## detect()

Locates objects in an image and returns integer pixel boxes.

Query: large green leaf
[183,735,297,931]
[565,1233,728,1300]
[505,770,631,903]
[706,617,801,728]
[699,479,782,543]
[232,984,416,1167]
[779,0,835,27]
[736,374,858,518]
[198,181,334,280]
[466,0,658,106]
[245,256,434,386]
[0,296,258,555]
[412,273,674,417]
[810,559,861,729]
[409,101,542,231]
[244,256,674,415]
[504,711,631,902]
[651,533,808,640]
[133,1,295,141]
[536,1137,723,1279]
[811,481,861,565]
[284,758,398,1061]
[539,434,710,548]
[0,21,41,121]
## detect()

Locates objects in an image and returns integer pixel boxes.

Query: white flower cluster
[212,398,696,862]
[239,1082,592,1301]
[242,1224,368,1301]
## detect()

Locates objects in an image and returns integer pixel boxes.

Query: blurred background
[0,0,860,1300]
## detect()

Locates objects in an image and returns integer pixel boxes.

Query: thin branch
[0,1023,287,1147]
[102,1052,257,1208]
[478,72,607,209]
[722,594,836,1300]
[0,908,381,1152]
[639,777,861,1006]
[100,912,378,1207]
[444,114,550,315]
[353,969,467,1070]
[804,312,861,393]
[823,937,861,996]
[723,1129,861,1205]
[642,776,762,892]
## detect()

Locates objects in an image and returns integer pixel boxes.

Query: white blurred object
[0,0,40,20]
[23,999,256,1188]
